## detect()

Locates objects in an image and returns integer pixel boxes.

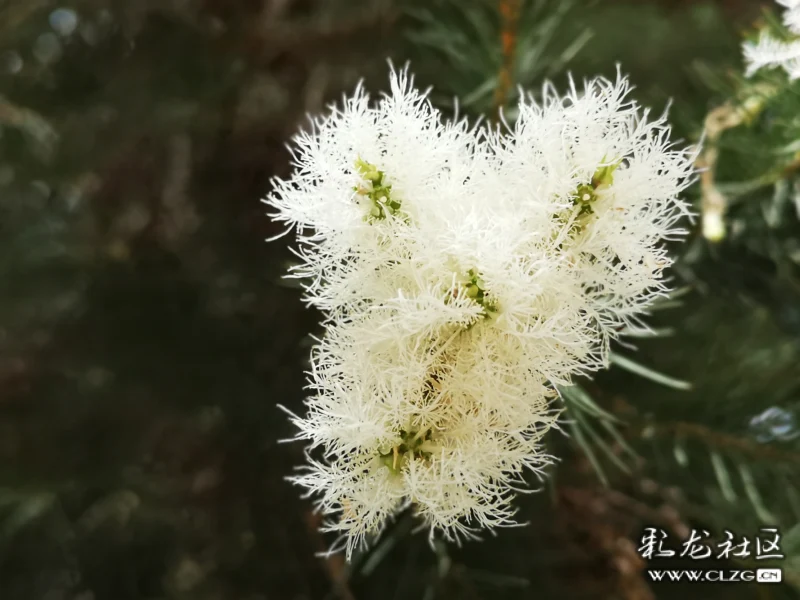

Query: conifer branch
[636,421,800,466]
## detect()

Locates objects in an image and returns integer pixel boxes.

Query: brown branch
[492,0,522,119]
[698,84,779,242]
[634,421,800,466]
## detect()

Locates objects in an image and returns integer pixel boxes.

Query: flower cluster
[265,67,695,559]
[743,0,800,79]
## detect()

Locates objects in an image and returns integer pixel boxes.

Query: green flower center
[379,428,433,474]
[570,161,619,216]
[354,158,402,221]
[463,268,498,316]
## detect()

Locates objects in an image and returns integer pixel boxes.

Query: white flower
[265,67,695,559]
[266,69,481,316]
[744,0,800,79]
[491,73,696,339]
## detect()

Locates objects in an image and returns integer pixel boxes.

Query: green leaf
[710,450,737,503]
[610,353,692,391]
[568,420,608,486]
[737,463,778,525]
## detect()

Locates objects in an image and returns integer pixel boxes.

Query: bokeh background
[2,0,800,599]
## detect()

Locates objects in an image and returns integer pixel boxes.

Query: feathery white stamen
[265,66,695,559]
[743,0,800,79]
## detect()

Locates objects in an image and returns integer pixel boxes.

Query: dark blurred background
[2,1,800,599]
